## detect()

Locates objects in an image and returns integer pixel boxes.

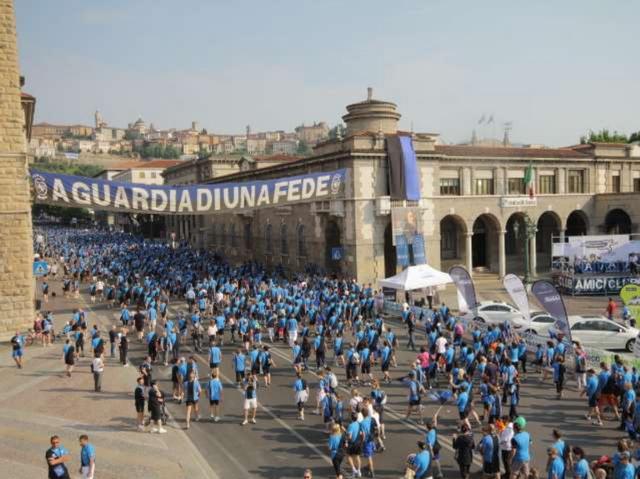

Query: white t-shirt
[92,357,104,373]
[435,337,447,354]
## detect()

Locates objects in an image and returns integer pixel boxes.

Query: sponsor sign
[621,284,640,326]
[412,234,426,265]
[552,234,640,265]
[30,168,347,215]
[558,273,640,295]
[500,197,537,208]
[503,274,530,325]
[449,265,478,312]
[33,260,49,277]
[531,280,572,346]
[395,235,410,267]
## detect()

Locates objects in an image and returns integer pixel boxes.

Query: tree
[296,140,311,155]
[629,131,640,143]
[124,130,141,141]
[580,129,628,144]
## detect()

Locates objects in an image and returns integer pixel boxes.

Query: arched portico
[471,213,502,274]
[605,209,632,234]
[566,210,588,237]
[439,215,468,272]
[536,211,562,273]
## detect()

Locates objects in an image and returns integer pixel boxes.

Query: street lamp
[512,214,537,285]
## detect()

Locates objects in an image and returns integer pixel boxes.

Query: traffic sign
[331,247,343,261]
[33,261,49,277]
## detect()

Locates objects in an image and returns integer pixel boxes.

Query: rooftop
[433,144,591,159]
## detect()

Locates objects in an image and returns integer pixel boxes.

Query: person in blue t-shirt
[206,371,223,422]
[328,423,345,479]
[183,370,201,429]
[10,331,24,369]
[409,441,431,479]
[510,418,531,478]
[78,434,96,479]
[546,446,565,479]
[571,447,590,479]
[346,416,363,478]
[46,435,71,479]
[233,348,246,386]
[581,368,603,426]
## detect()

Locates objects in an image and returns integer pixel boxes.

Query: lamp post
[512,214,537,285]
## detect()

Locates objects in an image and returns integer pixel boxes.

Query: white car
[520,311,557,337]
[555,315,639,352]
[468,301,526,329]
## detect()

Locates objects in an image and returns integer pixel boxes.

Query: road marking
[266,342,484,467]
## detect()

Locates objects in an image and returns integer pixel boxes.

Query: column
[559,228,566,243]
[499,230,506,278]
[465,233,473,275]
[530,232,537,276]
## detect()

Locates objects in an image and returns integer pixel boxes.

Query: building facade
[163,91,640,285]
[0,0,35,337]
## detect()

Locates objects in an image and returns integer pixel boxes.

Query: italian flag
[524,161,535,198]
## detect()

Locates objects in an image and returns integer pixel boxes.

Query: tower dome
[342,87,401,136]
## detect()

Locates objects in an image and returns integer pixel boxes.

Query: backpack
[329,373,338,389]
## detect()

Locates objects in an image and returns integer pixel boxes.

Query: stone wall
[0,0,35,337]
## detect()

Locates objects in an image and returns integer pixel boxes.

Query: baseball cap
[514,416,526,429]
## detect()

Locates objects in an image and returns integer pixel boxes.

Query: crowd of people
[17,226,640,478]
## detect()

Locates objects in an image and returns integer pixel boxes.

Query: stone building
[0,0,36,337]
[164,90,640,285]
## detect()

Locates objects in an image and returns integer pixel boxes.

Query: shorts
[209,399,220,405]
[12,350,23,358]
[511,460,530,477]
[262,365,271,375]
[483,460,500,474]
[251,365,261,375]
[588,396,597,408]
[599,393,617,408]
[381,362,390,372]
[235,371,245,382]
[217,329,224,336]
[346,365,356,379]
[135,400,145,413]
[348,443,362,456]
[459,410,469,420]
[361,364,371,374]
[244,398,257,410]
[409,398,421,407]
[186,400,198,406]
[363,440,375,458]
[210,362,219,369]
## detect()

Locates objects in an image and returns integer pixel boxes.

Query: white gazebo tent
[378,264,453,291]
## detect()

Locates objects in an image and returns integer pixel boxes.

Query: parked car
[520,311,557,337]
[551,315,639,352]
[468,300,526,329]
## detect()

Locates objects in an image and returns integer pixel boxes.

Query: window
[634,178,640,192]
[297,225,306,257]
[440,222,458,260]
[265,224,273,253]
[150,172,157,178]
[507,178,525,195]
[474,178,494,195]
[533,316,555,324]
[538,175,556,194]
[439,178,460,196]
[611,175,621,193]
[244,222,252,250]
[280,224,288,255]
[138,171,146,179]
[568,170,585,193]
[594,321,621,332]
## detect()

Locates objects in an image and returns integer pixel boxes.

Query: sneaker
[242,420,248,425]
[150,428,159,434]
[210,414,214,419]
[214,416,220,423]
[250,418,256,424]
[194,416,200,422]
[137,425,145,432]
[158,428,168,434]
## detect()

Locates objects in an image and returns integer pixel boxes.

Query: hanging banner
[620,284,640,325]
[396,235,410,268]
[449,265,478,311]
[30,168,347,215]
[391,206,421,245]
[531,280,572,344]
[413,233,426,265]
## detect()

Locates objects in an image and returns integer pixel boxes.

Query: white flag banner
[503,274,530,325]
[456,288,469,315]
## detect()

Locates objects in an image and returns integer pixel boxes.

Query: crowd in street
[13,226,640,478]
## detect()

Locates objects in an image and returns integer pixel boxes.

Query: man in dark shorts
[134,308,146,342]
[45,435,71,479]
[479,424,500,478]
[135,376,146,431]
[346,413,363,478]
[183,370,201,429]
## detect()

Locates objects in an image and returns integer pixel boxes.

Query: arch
[505,212,528,256]
[280,223,288,254]
[605,209,632,234]
[536,211,562,272]
[325,220,342,275]
[566,210,588,237]
[383,222,397,278]
[297,224,306,257]
[265,223,273,253]
[472,213,500,271]
[439,215,467,269]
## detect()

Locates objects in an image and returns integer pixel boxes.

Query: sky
[15,0,640,146]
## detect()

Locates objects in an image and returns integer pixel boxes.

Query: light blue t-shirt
[547,456,564,479]
[511,431,531,462]
[207,378,223,400]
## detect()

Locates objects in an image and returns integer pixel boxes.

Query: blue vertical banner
[412,233,426,265]
[396,235,410,267]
